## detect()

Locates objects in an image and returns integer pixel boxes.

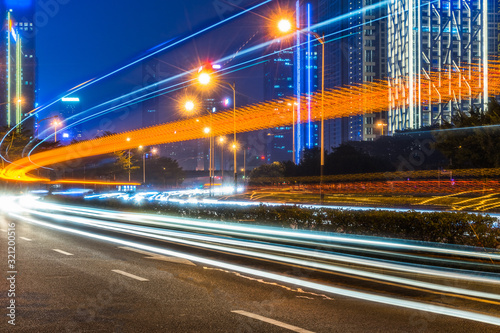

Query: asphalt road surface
[1,197,499,332]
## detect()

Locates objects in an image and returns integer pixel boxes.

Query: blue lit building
[318,0,388,148]
[387,0,489,132]
[264,1,319,164]
[264,44,295,162]
[0,0,36,132]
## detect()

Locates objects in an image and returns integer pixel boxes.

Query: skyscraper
[141,59,160,128]
[0,0,36,132]
[263,1,319,164]
[387,0,489,132]
[264,42,295,162]
[318,0,387,148]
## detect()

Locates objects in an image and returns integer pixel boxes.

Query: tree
[297,148,321,176]
[435,98,500,168]
[109,150,139,181]
[147,157,185,186]
[248,162,286,185]
[0,127,59,169]
[325,144,393,175]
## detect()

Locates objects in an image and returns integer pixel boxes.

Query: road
[1,196,499,332]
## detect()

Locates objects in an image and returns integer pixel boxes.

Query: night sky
[35,0,282,136]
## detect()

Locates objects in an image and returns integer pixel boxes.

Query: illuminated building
[318,0,388,147]
[141,59,160,128]
[0,1,36,132]
[487,0,499,58]
[295,1,320,163]
[387,0,489,132]
[264,1,319,164]
[58,97,82,141]
[264,45,295,163]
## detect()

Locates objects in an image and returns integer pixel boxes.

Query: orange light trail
[1,61,499,184]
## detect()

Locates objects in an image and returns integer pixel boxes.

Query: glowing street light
[198,72,211,86]
[277,18,325,202]
[195,67,238,190]
[52,120,61,142]
[185,100,195,111]
[139,146,158,184]
[277,19,292,33]
[377,121,388,136]
[204,127,211,134]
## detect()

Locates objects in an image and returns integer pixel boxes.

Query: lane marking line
[53,249,74,256]
[111,269,149,282]
[118,246,196,266]
[232,310,315,333]
[13,213,500,327]
[20,237,32,241]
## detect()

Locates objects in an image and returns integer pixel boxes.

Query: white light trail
[19,204,500,301]
[9,213,500,327]
[22,197,500,262]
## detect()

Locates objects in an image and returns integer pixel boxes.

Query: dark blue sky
[37,0,272,103]
[32,0,284,137]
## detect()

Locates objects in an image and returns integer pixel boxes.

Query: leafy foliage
[435,98,500,168]
[0,127,59,169]
[146,157,185,186]
[53,196,500,248]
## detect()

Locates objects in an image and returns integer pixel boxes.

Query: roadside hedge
[48,196,500,248]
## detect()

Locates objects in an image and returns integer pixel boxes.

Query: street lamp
[197,69,238,192]
[203,126,214,196]
[218,136,225,182]
[139,145,146,184]
[288,102,298,163]
[185,100,195,111]
[35,115,59,140]
[377,121,387,136]
[278,19,325,202]
[184,99,214,196]
[52,119,61,143]
[126,138,132,182]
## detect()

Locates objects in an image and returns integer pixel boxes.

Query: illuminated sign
[61,97,80,102]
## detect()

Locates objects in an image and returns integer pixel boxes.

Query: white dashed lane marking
[232,310,315,333]
[53,249,74,256]
[111,269,149,282]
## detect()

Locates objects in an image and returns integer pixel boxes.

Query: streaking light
[10,212,500,327]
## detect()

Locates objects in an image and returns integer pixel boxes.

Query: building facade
[264,43,295,163]
[387,0,489,132]
[318,0,388,148]
[0,1,36,132]
[264,1,319,164]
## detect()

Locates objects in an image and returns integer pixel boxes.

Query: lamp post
[126,137,131,182]
[139,145,146,184]
[35,115,59,140]
[185,97,214,196]
[278,19,325,202]
[288,102,297,164]
[377,121,387,136]
[204,126,213,197]
[196,69,238,192]
[52,119,61,143]
[218,136,225,183]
